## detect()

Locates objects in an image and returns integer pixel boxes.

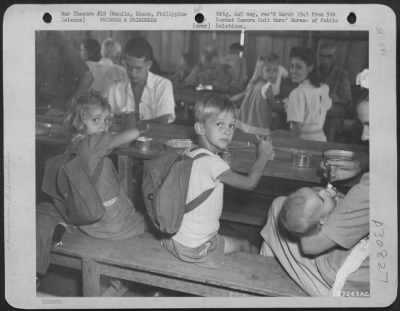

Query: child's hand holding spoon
[256,134,275,160]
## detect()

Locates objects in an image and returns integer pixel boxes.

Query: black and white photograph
[3,3,397,309]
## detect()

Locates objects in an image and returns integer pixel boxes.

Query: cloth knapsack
[142,147,214,235]
[41,146,106,225]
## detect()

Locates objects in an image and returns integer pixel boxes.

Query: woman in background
[286,47,332,141]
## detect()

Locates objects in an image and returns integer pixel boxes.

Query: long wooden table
[36,115,368,200]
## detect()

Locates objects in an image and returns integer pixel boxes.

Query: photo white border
[3,3,397,309]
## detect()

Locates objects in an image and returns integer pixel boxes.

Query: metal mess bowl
[323,150,357,171]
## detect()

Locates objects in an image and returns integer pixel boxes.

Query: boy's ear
[194,122,204,135]
[146,60,153,71]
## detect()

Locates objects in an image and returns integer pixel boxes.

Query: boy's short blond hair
[194,94,236,123]
[278,189,322,238]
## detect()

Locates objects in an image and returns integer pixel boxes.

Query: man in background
[318,41,352,110]
[221,42,248,91]
[108,37,175,124]
[184,43,232,91]
[318,41,353,141]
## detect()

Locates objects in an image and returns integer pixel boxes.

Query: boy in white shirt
[162,94,275,268]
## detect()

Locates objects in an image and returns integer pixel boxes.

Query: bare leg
[222,235,259,254]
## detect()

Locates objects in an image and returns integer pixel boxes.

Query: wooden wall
[60,30,368,85]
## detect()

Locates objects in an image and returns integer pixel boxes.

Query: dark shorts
[161,234,225,269]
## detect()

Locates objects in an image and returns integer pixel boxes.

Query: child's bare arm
[109,125,149,149]
[218,140,274,191]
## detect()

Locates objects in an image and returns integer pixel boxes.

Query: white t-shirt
[108,71,175,123]
[287,80,332,128]
[173,148,230,248]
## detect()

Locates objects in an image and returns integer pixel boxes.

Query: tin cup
[136,136,153,153]
[291,150,312,168]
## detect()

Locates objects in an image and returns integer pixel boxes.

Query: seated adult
[220,42,248,91]
[184,44,231,91]
[84,38,129,98]
[169,52,194,85]
[108,37,175,124]
[318,41,352,112]
[259,73,370,296]
[36,31,93,115]
[99,38,123,65]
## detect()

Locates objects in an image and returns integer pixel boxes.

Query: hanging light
[239,29,245,57]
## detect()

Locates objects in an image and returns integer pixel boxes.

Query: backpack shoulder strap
[186,145,212,161]
[185,150,215,213]
[185,187,214,213]
[192,152,210,161]
[74,155,105,184]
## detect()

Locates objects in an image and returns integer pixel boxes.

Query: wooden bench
[50,230,307,297]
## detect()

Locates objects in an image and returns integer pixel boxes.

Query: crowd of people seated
[37,32,358,143]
